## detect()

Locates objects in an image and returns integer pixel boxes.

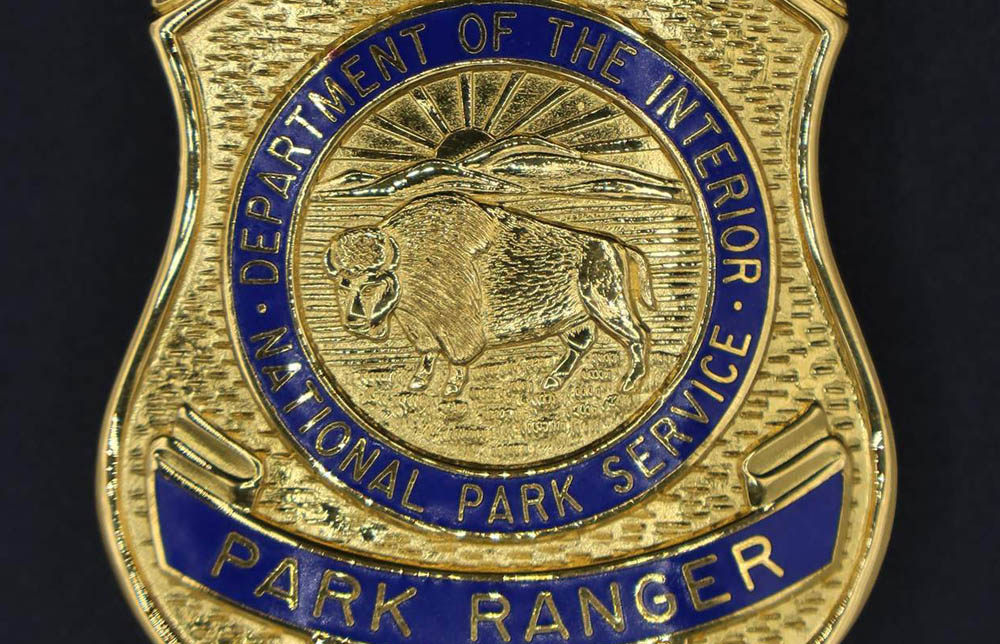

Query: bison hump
[383,192,504,252]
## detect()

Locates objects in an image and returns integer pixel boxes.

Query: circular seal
[228,0,773,534]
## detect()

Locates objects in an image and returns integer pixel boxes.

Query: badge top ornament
[98,0,893,642]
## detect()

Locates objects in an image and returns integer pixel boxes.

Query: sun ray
[460,72,474,129]
[497,86,577,137]
[571,136,655,154]
[365,114,438,150]
[535,104,621,139]
[335,146,428,162]
[410,86,451,136]
[483,71,525,135]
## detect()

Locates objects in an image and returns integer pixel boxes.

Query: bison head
[325,227,400,341]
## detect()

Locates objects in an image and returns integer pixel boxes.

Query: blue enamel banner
[153,471,841,643]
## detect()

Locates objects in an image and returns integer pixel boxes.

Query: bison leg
[622,337,648,392]
[579,241,650,393]
[443,364,469,399]
[544,322,596,391]
[395,311,442,392]
[595,309,648,393]
[409,353,437,392]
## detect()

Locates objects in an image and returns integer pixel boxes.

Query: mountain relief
[320,134,688,202]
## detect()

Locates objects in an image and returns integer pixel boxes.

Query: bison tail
[624,245,656,310]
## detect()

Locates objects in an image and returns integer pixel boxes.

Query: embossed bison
[324,193,656,397]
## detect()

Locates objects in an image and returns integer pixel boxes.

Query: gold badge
[98,1,895,642]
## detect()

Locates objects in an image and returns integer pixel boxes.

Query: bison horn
[383,236,400,273]
[325,246,340,277]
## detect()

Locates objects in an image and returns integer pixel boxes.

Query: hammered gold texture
[112,1,876,643]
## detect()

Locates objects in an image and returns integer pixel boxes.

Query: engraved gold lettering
[253,557,299,611]
[368,459,400,499]
[723,259,762,284]
[548,17,574,57]
[471,593,512,642]
[458,483,484,522]
[370,583,417,637]
[315,422,351,456]
[309,77,356,122]
[717,207,756,222]
[284,104,323,140]
[570,27,606,71]
[246,196,280,225]
[732,535,785,591]
[721,225,760,253]
[488,485,515,525]
[602,455,634,494]
[258,172,296,199]
[339,437,380,481]
[261,362,301,392]
[525,592,570,641]
[649,417,694,458]
[645,74,674,106]
[709,325,752,357]
[700,355,739,384]
[550,476,582,517]
[579,583,625,636]
[249,327,292,359]
[670,389,710,423]
[707,174,749,208]
[599,42,636,84]
[370,37,407,81]
[313,570,361,624]
[694,142,737,179]
[298,406,331,434]
[521,483,549,524]
[459,13,488,54]
[400,468,425,513]
[655,85,700,129]
[683,112,722,147]
[634,573,677,624]
[400,25,427,65]
[692,379,724,403]
[682,555,732,611]
[282,379,322,414]
[493,12,516,51]
[240,228,280,254]
[239,259,279,285]
[267,135,312,171]
[211,532,259,577]
[626,435,663,478]
[341,54,380,97]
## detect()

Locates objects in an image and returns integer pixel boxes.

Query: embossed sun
[296,65,711,466]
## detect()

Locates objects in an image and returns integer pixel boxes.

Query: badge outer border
[95,2,896,643]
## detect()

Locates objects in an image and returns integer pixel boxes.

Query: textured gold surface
[99,1,890,643]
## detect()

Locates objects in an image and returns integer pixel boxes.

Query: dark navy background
[1,0,998,642]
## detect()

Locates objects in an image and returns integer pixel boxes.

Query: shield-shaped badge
[98,1,895,642]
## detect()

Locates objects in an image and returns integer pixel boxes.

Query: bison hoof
[620,373,645,393]
[409,376,430,392]
[543,376,565,391]
[442,366,469,398]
